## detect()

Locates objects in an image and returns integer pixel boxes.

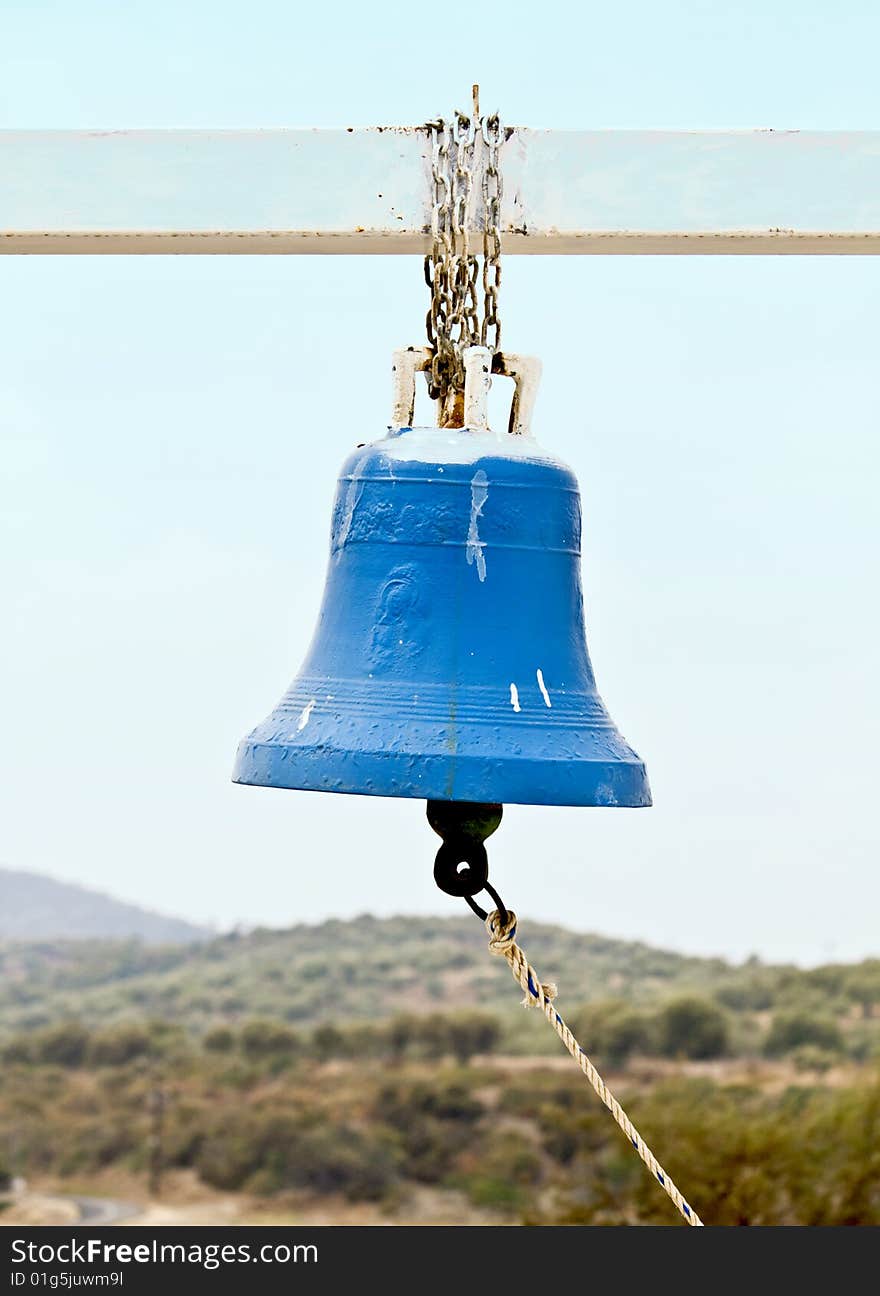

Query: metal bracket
[390,346,432,427]
[492,351,542,438]
[390,345,542,437]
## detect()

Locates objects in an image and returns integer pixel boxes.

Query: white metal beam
[3,128,880,254]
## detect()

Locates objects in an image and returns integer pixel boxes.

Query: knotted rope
[486,908,703,1226]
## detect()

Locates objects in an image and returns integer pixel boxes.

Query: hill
[1,911,877,1043]
[0,913,726,1035]
[0,868,211,946]
[2,912,878,1226]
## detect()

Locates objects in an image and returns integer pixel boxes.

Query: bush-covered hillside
[1,1018,878,1225]
[2,916,879,1226]
[2,914,879,1043]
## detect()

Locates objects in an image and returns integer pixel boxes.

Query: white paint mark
[509,683,521,712]
[536,668,552,708]
[336,464,364,551]
[381,427,541,465]
[466,468,489,582]
[296,699,315,731]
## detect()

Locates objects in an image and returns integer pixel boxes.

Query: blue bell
[233,347,650,808]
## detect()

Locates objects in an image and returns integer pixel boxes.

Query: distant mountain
[0,868,211,946]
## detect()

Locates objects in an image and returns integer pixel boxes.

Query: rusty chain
[425,117,454,402]
[451,111,480,372]
[481,112,503,353]
[424,106,503,415]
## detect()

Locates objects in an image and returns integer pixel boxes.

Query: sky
[2,1,879,964]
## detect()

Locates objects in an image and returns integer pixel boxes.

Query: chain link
[424,119,451,401]
[451,111,481,367]
[481,113,503,353]
[424,108,503,413]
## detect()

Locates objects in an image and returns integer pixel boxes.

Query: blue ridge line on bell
[232,345,651,809]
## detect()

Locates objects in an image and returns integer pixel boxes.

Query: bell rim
[232,740,652,809]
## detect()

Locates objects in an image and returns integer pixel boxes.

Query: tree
[447,1012,501,1063]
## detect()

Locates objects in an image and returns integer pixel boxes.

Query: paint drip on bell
[466,469,488,581]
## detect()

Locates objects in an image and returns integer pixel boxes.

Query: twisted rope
[485,908,703,1226]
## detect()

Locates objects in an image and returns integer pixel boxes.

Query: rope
[485,908,703,1226]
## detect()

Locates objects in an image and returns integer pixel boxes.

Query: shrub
[714,975,777,1012]
[763,1013,844,1058]
[465,1175,524,1212]
[417,1014,454,1061]
[33,1022,91,1068]
[239,1020,300,1060]
[196,1112,398,1201]
[477,1130,542,1187]
[195,1116,267,1190]
[310,1024,344,1062]
[571,999,658,1066]
[1,1035,33,1065]
[657,997,729,1060]
[88,1024,153,1067]
[791,1045,837,1075]
[374,1082,484,1183]
[603,1009,657,1065]
[844,965,880,1020]
[278,1127,398,1201]
[447,1013,501,1063]
[539,1105,610,1167]
[385,1014,421,1062]
[202,1027,235,1053]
